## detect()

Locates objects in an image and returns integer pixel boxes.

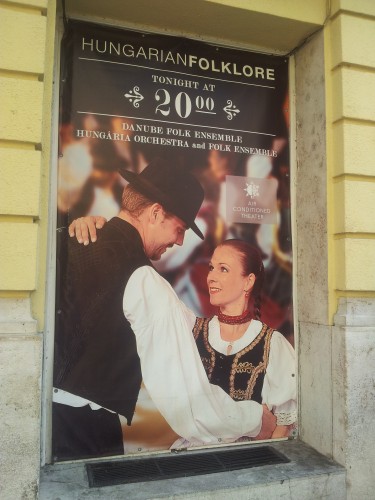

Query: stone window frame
[40,16,328,466]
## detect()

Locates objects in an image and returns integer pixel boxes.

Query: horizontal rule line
[78,57,276,89]
[195,110,216,114]
[76,111,276,137]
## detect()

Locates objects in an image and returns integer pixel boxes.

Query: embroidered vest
[194,318,274,403]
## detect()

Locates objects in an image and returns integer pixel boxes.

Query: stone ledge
[39,440,346,500]
[0,297,37,334]
[334,297,375,327]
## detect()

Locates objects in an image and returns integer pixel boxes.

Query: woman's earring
[245,290,250,297]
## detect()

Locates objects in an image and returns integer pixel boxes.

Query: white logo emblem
[244,182,260,198]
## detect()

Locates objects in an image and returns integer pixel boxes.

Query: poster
[53,20,296,462]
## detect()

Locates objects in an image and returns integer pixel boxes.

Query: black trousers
[52,402,124,462]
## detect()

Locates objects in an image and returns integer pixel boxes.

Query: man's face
[147,211,187,261]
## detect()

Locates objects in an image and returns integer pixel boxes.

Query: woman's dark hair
[219,239,265,320]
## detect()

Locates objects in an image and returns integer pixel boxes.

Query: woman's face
[207,245,255,315]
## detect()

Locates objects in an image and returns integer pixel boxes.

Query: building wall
[325,1,375,498]
[327,0,375,314]
[0,0,56,498]
[1,0,375,498]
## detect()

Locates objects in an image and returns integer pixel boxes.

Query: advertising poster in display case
[53,20,296,462]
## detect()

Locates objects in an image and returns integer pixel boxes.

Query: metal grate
[86,446,290,488]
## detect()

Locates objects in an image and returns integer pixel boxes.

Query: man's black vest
[54,218,150,425]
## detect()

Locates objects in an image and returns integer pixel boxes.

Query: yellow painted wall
[0,149,41,215]
[0,0,56,330]
[30,1,57,330]
[65,0,327,54]
[0,222,38,289]
[332,121,375,177]
[204,0,328,25]
[0,5,46,73]
[326,0,375,319]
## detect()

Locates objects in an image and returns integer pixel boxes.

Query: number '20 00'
[155,89,214,118]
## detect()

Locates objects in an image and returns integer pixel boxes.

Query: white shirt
[123,266,263,445]
[208,317,297,426]
[54,265,265,444]
[52,388,114,413]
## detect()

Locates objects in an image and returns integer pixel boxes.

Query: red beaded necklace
[217,309,252,325]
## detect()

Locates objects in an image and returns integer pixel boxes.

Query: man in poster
[53,158,276,461]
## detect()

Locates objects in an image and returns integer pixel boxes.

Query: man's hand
[68,216,107,245]
[254,405,277,440]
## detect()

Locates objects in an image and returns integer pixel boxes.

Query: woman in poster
[192,239,296,441]
[71,218,296,446]
[131,238,296,448]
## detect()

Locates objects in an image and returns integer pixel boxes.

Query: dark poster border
[53,20,296,463]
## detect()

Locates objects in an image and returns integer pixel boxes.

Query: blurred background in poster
[56,94,293,348]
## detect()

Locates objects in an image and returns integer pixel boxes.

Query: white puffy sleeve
[123,266,263,444]
[262,331,297,426]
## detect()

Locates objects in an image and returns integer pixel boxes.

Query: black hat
[120,158,205,239]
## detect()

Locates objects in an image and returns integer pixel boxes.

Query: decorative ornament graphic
[244,181,260,199]
[223,100,240,120]
[124,86,144,108]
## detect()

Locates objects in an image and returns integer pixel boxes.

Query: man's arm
[123,266,275,444]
